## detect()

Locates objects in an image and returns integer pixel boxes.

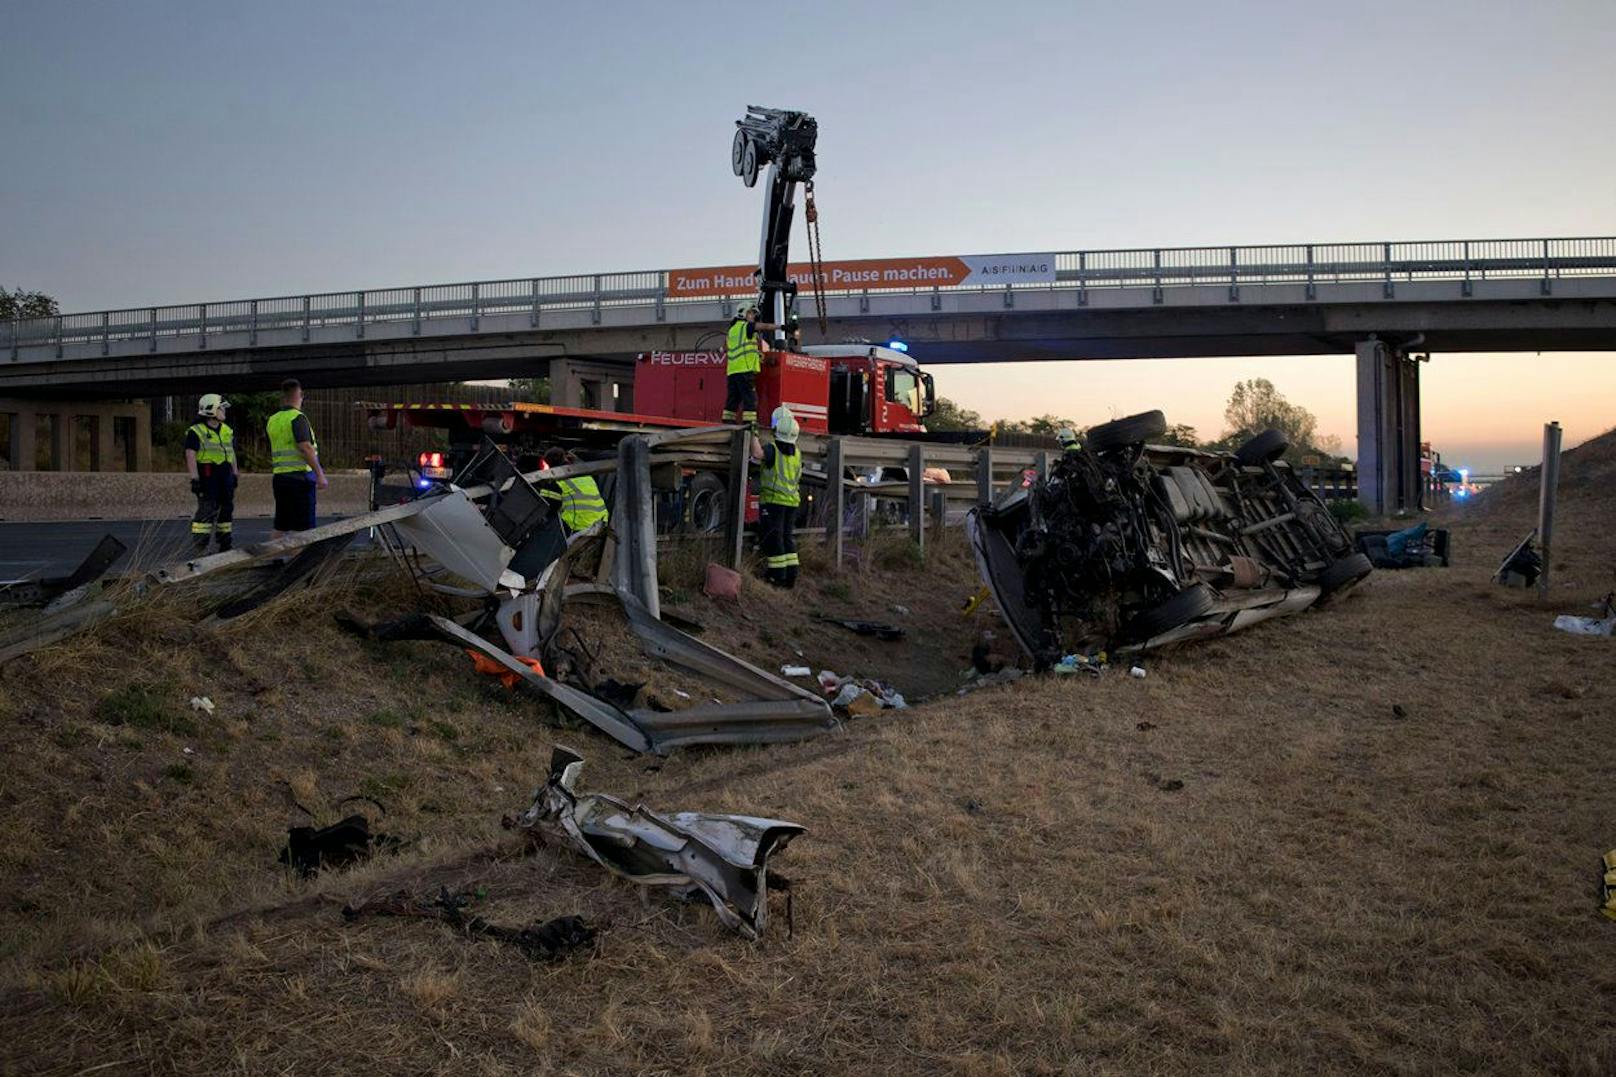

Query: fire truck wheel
[732,131,748,176]
[741,141,759,188]
[687,472,728,534]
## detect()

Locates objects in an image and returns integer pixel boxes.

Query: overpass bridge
[5,236,1616,512]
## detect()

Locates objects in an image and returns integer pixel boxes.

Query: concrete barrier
[0,471,371,522]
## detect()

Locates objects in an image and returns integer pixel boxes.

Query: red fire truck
[364,105,942,527]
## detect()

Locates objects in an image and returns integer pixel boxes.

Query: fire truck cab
[633,342,933,437]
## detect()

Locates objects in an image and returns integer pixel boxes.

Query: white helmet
[1056,427,1079,447]
[771,406,800,444]
[197,393,229,420]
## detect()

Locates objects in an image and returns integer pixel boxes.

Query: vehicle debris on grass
[510,746,802,940]
[279,801,403,877]
[343,887,598,962]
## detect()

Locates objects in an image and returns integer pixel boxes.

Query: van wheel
[687,472,728,533]
[1318,552,1373,594]
[1126,583,1216,642]
[1086,410,1167,453]
[1234,428,1289,467]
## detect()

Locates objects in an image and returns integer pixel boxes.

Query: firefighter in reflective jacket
[184,393,238,552]
[1057,427,1082,454]
[751,406,802,588]
[723,305,780,427]
[541,447,609,534]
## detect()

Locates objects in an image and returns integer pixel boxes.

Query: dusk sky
[3,0,1612,471]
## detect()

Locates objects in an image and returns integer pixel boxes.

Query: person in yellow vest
[722,305,780,427]
[750,405,802,588]
[184,393,239,552]
[1057,427,1082,454]
[266,378,328,538]
[540,447,609,535]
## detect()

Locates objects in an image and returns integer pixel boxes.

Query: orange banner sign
[665,254,1055,298]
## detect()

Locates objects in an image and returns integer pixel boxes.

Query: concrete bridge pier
[1354,336,1424,516]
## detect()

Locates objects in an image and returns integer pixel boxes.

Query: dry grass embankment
[2,438,1615,1074]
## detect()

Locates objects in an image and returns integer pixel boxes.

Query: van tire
[1234,428,1289,467]
[1127,583,1216,641]
[1086,410,1167,453]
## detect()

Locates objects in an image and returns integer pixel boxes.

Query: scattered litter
[703,562,742,600]
[1135,721,1157,731]
[1052,653,1104,678]
[1392,704,1408,719]
[821,673,906,713]
[962,798,984,815]
[817,617,905,641]
[1129,665,1146,679]
[343,887,597,962]
[970,641,1002,675]
[673,688,691,699]
[1603,851,1616,922]
[512,746,801,939]
[891,604,910,616]
[1157,779,1185,792]
[956,667,1023,695]
[182,747,194,755]
[781,664,812,677]
[189,696,215,714]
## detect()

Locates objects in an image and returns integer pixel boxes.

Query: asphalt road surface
[0,517,363,582]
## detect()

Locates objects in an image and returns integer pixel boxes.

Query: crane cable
[804,181,829,337]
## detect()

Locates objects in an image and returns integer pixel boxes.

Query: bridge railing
[7,236,1616,357]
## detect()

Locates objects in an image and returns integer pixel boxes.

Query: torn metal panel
[393,489,524,593]
[1,534,127,609]
[611,435,660,620]
[619,597,830,708]
[629,701,842,752]
[516,746,802,939]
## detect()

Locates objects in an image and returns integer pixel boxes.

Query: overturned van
[966,411,1372,665]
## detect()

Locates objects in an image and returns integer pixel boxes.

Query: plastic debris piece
[1129,666,1147,679]
[781,665,812,677]
[1553,614,1615,637]
[703,562,743,600]
[673,689,691,699]
[189,696,215,714]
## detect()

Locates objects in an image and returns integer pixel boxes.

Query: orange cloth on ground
[465,649,545,689]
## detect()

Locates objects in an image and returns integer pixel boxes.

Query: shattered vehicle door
[516,746,802,939]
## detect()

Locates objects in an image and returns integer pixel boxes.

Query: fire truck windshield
[887,369,920,412]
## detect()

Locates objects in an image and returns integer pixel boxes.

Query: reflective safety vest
[544,476,608,530]
[189,421,236,467]
[726,319,761,376]
[267,408,315,474]
[759,443,802,507]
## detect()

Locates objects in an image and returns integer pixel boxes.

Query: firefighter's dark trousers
[759,502,799,588]
[192,465,236,552]
[722,372,758,426]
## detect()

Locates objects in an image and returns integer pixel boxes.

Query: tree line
[929,378,1347,462]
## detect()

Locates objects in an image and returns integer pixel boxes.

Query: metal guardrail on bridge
[8,236,1616,360]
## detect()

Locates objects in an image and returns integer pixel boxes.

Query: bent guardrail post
[825,437,845,571]
[1537,421,1562,600]
[610,434,660,621]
